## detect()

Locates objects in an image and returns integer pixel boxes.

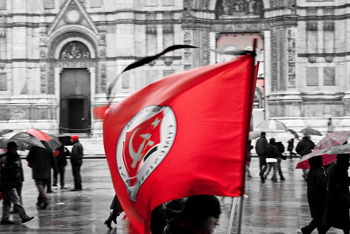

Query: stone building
[0,0,348,137]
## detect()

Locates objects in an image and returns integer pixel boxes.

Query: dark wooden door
[60,69,90,134]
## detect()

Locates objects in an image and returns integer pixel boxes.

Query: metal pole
[227,197,238,234]
[237,196,245,234]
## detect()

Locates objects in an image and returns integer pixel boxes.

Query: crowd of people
[0,135,84,225]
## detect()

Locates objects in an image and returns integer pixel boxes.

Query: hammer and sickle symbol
[129,129,155,168]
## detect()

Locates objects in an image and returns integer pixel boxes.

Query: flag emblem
[116,105,177,201]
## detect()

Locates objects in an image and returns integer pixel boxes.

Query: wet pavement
[0,157,345,234]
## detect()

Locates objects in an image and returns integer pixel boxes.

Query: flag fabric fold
[103,54,256,234]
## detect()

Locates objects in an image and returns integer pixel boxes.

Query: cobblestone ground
[0,157,345,234]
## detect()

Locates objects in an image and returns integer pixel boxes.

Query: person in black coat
[53,145,69,189]
[70,135,84,191]
[264,138,279,182]
[319,154,350,234]
[301,156,327,234]
[255,132,268,183]
[26,144,55,209]
[1,141,34,224]
[296,135,316,180]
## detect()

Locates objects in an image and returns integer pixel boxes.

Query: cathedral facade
[0,0,349,135]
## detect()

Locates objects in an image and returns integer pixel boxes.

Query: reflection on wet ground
[0,158,344,233]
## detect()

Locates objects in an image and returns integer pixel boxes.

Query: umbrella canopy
[295,148,335,169]
[26,129,61,151]
[0,129,13,136]
[300,127,322,136]
[315,131,350,149]
[287,129,299,139]
[255,119,288,132]
[323,144,350,155]
[271,132,297,142]
[248,131,261,140]
[0,132,45,150]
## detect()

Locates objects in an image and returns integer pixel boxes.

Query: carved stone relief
[11,108,26,120]
[100,64,106,92]
[270,30,277,92]
[216,0,264,18]
[287,28,296,88]
[60,41,91,59]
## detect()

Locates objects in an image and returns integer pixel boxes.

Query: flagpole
[237,38,258,234]
[227,197,238,234]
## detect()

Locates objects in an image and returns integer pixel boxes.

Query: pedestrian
[287,138,297,159]
[246,140,253,178]
[255,132,268,183]
[319,154,350,234]
[275,141,286,180]
[70,135,84,191]
[0,141,34,224]
[163,195,221,234]
[296,134,315,180]
[327,118,334,134]
[264,138,278,182]
[104,194,124,229]
[301,156,327,234]
[53,145,69,189]
[26,143,55,209]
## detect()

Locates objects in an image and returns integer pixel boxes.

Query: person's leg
[36,180,48,208]
[271,162,277,182]
[53,167,58,187]
[264,163,271,179]
[76,164,82,190]
[2,190,12,222]
[277,158,285,180]
[46,169,52,193]
[60,166,66,188]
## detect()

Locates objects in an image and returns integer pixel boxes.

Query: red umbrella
[26,129,61,151]
[296,131,350,169]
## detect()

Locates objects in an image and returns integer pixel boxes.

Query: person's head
[337,154,350,169]
[71,135,79,143]
[182,195,221,233]
[6,141,18,153]
[260,132,266,137]
[269,138,276,144]
[309,156,323,168]
[303,134,310,140]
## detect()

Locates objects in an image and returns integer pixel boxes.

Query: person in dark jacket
[263,138,278,182]
[53,145,69,189]
[287,138,297,159]
[1,141,34,224]
[319,154,350,234]
[163,195,221,234]
[255,132,268,183]
[301,156,327,234]
[26,143,55,209]
[296,135,315,180]
[275,141,286,180]
[70,135,83,191]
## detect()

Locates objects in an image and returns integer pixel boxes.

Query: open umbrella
[295,148,335,169]
[271,131,297,142]
[315,131,350,149]
[287,129,299,139]
[323,144,350,155]
[300,127,322,136]
[26,129,61,151]
[0,129,13,136]
[255,119,288,132]
[0,132,45,150]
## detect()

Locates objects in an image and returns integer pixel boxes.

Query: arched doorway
[56,40,94,134]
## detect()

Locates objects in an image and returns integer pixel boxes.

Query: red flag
[103,54,256,234]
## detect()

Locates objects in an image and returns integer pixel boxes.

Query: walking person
[287,138,297,159]
[327,118,334,134]
[70,135,84,191]
[53,145,69,189]
[275,141,286,180]
[319,154,350,234]
[255,132,268,183]
[0,141,34,224]
[26,143,55,209]
[296,135,315,180]
[301,156,327,234]
[264,138,278,182]
[246,140,253,178]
